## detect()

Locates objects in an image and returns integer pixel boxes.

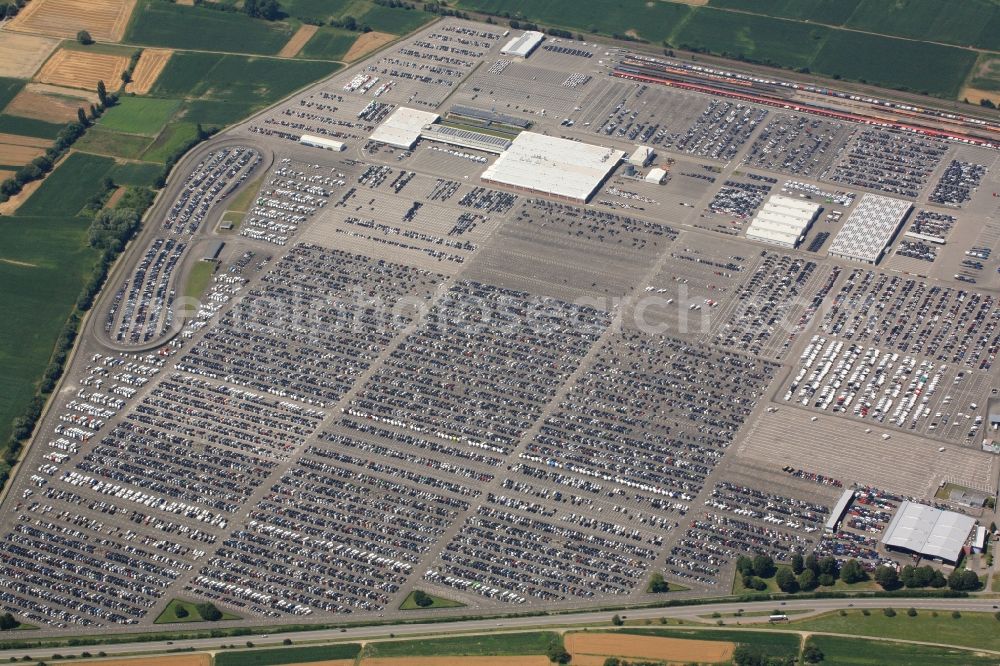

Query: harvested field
[0,172,44,214]
[961,86,1000,107]
[36,48,129,91]
[0,170,12,181]
[344,31,396,61]
[363,658,551,666]
[565,633,734,664]
[280,661,354,666]
[0,143,46,165]
[128,48,173,94]
[278,24,317,58]
[4,85,97,123]
[86,654,211,666]
[0,32,59,79]
[0,134,50,148]
[6,0,137,42]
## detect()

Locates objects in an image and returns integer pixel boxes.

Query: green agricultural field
[364,631,560,658]
[281,0,432,33]
[811,31,977,97]
[215,644,361,666]
[844,0,997,49]
[176,100,254,128]
[0,216,97,444]
[108,161,162,186]
[141,121,200,163]
[771,609,1000,652]
[808,635,999,666]
[707,0,862,25]
[0,77,25,110]
[152,53,339,104]
[126,0,296,54]
[399,590,466,610]
[73,128,153,160]
[98,97,180,136]
[356,4,434,35]
[17,153,116,217]
[673,8,828,69]
[618,627,801,658]
[298,27,360,61]
[280,0,356,23]
[456,0,692,43]
[967,53,1000,93]
[0,115,65,140]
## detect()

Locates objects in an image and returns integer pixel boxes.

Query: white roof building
[828,194,912,264]
[629,145,654,167]
[369,107,440,150]
[500,30,544,58]
[481,131,625,203]
[645,167,666,184]
[300,134,345,151]
[881,500,975,564]
[745,195,821,249]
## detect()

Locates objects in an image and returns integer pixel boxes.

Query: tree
[412,590,433,608]
[97,79,108,107]
[648,572,670,593]
[736,556,754,577]
[611,614,623,626]
[906,607,917,617]
[804,554,819,575]
[732,645,766,666]
[839,559,866,584]
[174,605,189,619]
[797,569,818,591]
[818,573,835,587]
[775,568,799,593]
[245,0,280,19]
[874,565,900,591]
[546,641,571,664]
[818,556,839,579]
[947,569,980,592]
[802,643,824,664]
[791,553,804,575]
[77,108,89,126]
[752,554,776,579]
[883,608,896,617]
[76,30,92,44]
[195,602,223,621]
[0,613,16,631]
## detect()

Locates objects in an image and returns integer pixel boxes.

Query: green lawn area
[0,216,98,443]
[154,599,240,624]
[109,161,162,187]
[364,631,560,658]
[215,644,361,666]
[183,260,216,300]
[769,609,1000,652]
[617,627,801,658]
[18,153,116,217]
[141,122,200,163]
[73,128,153,160]
[126,0,296,54]
[809,634,1000,666]
[0,115,65,140]
[399,590,466,610]
[98,97,181,136]
[732,565,878,595]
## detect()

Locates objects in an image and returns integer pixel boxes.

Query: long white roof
[829,194,912,263]
[369,107,440,149]
[481,132,624,202]
[745,195,819,248]
[881,500,975,562]
[500,30,544,57]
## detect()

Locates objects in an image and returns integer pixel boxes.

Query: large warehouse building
[500,30,544,58]
[481,132,625,203]
[881,501,976,565]
[745,195,821,249]
[828,194,912,264]
[369,107,440,150]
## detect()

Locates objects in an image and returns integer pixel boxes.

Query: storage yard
[0,18,999,635]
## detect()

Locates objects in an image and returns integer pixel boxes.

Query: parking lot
[0,17,998,631]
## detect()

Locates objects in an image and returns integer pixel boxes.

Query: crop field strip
[6,0,137,42]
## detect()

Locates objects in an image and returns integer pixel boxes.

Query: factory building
[481,131,625,203]
[299,134,345,151]
[421,124,511,154]
[828,194,912,264]
[629,145,654,167]
[500,30,544,58]
[881,501,976,565]
[645,167,667,184]
[369,107,441,150]
[745,195,821,249]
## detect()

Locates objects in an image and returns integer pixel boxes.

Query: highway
[1,596,998,661]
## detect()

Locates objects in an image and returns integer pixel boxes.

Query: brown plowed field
[4,85,97,122]
[6,0,137,41]
[344,31,396,62]
[0,32,60,78]
[0,143,47,165]
[36,48,129,91]
[278,24,318,58]
[565,633,734,664]
[128,48,173,94]
[83,654,210,666]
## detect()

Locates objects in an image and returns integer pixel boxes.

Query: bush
[906,607,917,617]
[648,572,670,593]
[861,609,871,616]
[76,30,93,44]
[883,608,896,617]
[174,606,189,619]
[611,614,624,626]
[412,590,434,608]
[952,611,962,619]
[195,603,222,622]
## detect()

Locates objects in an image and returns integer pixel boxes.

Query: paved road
[2,596,998,661]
